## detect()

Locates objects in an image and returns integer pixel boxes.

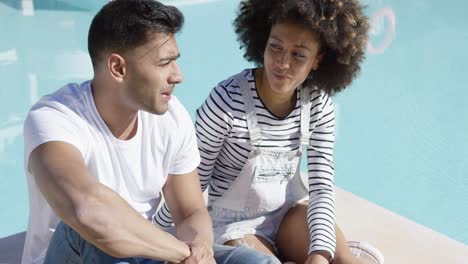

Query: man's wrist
[170,241,190,262]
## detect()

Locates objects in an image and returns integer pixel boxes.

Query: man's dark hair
[88,0,184,68]
[234,0,369,95]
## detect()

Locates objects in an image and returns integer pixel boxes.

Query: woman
[156,0,383,263]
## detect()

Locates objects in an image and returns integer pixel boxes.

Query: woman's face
[263,22,322,95]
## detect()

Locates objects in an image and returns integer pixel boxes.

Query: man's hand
[163,169,215,263]
[183,241,215,264]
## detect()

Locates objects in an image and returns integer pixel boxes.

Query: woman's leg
[275,202,360,264]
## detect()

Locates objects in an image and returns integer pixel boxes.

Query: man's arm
[163,169,214,262]
[30,141,190,262]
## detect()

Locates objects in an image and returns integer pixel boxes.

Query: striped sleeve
[306,91,337,258]
[154,82,234,228]
[195,83,234,193]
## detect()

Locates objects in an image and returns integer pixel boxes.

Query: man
[21,0,279,263]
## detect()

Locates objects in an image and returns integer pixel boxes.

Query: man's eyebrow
[159,53,181,62]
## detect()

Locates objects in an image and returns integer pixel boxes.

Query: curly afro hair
[234,0,369,95]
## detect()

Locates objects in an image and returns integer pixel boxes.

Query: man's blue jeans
[44,222,281,264]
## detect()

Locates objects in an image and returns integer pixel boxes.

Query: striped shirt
[156,69,336,257]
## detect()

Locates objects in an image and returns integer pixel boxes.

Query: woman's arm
[306,92,337,261]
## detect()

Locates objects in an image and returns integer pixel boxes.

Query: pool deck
[1,187,467,264]
[335,187,468,264]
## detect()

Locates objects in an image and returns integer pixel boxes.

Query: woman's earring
[307,70,314,81]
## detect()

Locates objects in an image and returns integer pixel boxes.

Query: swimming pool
[0,0,467,246]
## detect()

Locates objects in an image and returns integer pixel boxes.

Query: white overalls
[208,73,312,249]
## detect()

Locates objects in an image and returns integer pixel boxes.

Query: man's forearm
[61,184,190,262]
[174,207,214,245]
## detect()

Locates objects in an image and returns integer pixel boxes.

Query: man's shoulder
[29,81,91,114]
[25,81,92,135]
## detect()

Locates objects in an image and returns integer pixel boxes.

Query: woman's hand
[304,252,330,264]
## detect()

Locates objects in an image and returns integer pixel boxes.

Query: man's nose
[169,62,183,84]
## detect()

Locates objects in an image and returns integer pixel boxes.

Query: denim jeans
[44,221,280,264]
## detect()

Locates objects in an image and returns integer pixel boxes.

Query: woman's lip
[273,72,288,79]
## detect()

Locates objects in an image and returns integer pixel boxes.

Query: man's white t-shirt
[21,80,200,264]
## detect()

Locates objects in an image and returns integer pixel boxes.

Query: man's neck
[91,78,139,140]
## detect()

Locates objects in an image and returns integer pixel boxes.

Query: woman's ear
[312,52,325,71]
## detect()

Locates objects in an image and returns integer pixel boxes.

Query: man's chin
[147,106,169,115]
[139,101,170,115]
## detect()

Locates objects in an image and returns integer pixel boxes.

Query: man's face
[123,33,183,115]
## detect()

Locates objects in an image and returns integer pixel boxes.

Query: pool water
[0,0,467,245]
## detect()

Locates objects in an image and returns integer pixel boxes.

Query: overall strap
[238,71,262,146]
[299,86,312,153]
